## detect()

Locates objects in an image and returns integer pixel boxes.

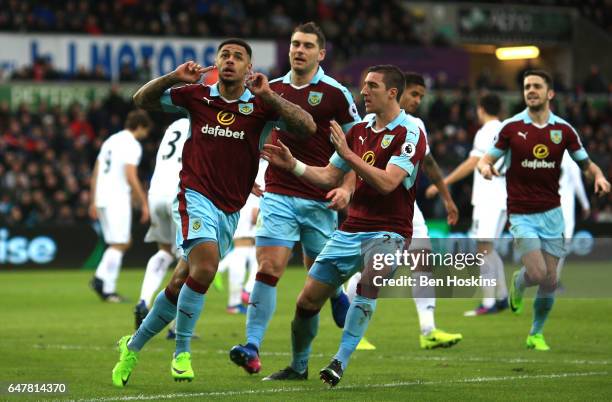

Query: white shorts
[470,204,507,240]
[97,201,131,244]
[145,194,176,245]
[409,204,432,250]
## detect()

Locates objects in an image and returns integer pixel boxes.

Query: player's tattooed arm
[248,72,316,138]
[422,154,459,225]
[133,62,212,111]
[577,158,611,196]
[264,91,316,137]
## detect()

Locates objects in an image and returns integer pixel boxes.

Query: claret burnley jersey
[161,83,278,213]
[330,110,427,238]
[489,109,588,214]
[265,67,361,200]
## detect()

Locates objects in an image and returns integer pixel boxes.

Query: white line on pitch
[78,371,609,401]
[33,343,611,366]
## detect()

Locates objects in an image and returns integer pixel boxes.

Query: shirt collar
[520,108,557,125]
[366,110,406,131]
[282,66,325,85]
[209,83,253,102]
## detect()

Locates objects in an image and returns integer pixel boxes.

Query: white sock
[346,272,361,303]
[228,248,248,306]
[480,254,497,308]
[243,247,258,294]
[491,250,508,300]
[95,247,124,294]
[139,249,174,306]
[411,271,436,335]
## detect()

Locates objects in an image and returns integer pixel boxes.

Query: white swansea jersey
[149,118,190,198]
[95,129,142,207]
[559,151,589,212]
[470,119,506,207]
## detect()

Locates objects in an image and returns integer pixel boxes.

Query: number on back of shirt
[103,150,112,173]
[162,130,182,161]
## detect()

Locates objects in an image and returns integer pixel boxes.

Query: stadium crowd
[2,85,611,227]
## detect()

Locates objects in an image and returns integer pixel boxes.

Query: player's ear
[388,87,398,102]
[318,48,326,63]
[547,88,555,101]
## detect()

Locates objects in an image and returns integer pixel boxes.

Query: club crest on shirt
[308,91,323,106]
[381,134,395,149]
[238,103,254,115]
[191,218,202,232]
[550,130,562,145]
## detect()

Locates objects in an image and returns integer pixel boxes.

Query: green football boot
[171,352,195,382]
[526,333,550,351]
[111,335,139,387]
[420,329,463,349]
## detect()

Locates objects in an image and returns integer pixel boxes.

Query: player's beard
[527,100,547,112]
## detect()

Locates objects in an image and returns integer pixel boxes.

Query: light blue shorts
[173,188,239,259]
[308,230,405,288]
[509,207,566,258]
[255,192,337,258]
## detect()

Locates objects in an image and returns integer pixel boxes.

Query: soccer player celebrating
[347,72,461,350]
[426,93,509,316]
[134,118,189,328]
[89,110,151,302]
[111,38,316,387]
[261,65,426,386]
[477,70,610,351]
[229,22,360,374]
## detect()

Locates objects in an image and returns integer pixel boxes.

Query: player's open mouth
[293,57,306,63]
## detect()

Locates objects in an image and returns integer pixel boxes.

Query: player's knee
[257,255,285,277]
[296,289,325,311]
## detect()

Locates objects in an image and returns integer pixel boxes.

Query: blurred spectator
[583,64,608,93]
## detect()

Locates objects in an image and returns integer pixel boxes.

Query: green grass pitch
[1,266,611,401]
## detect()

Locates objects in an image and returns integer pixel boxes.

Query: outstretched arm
[261,141,344,189]
[133,62,213,111]
[247,72,316,138]
[477,152,501,180]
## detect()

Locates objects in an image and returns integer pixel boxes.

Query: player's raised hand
[326,187,351,211]
[330,120,351,159]
[172,61,214,84]
[261,140,295,171]
[425,184,438,198]
[246,72,271,96]
[594,175,611,196]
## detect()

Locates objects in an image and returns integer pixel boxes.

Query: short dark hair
[523,69,553,89]
[404,72,425,88]
[217,38,252,58]
[367,65,405,101]
[478,93,501,116]
[293,22,326,49]
[125,109,153,130]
